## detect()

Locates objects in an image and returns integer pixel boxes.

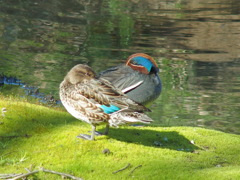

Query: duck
[59,64,153,140]
[98,53,162,106]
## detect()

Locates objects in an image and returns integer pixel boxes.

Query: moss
[0,95,240,179]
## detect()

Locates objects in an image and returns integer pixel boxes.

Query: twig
[0,174,22,179]
[112,163,131,174]
[0,167,83,180]
[129,165,142,176]
[7,170,39,180]
[22,168,31,180]
[24,168,31,173]
[41,168,83,180]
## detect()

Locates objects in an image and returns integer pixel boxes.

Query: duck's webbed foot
[77,125,109,140]
[77,134,94,140]
[77,125,96,141]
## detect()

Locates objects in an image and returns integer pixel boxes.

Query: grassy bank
[0,95,240,179]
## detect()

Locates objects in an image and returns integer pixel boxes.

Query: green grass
[0,95,240,179]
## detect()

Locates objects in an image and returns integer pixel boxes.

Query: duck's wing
[92,78,151,112]
[98,65,144,93]
[60,81,110,123]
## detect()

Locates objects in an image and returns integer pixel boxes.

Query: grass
[0,95,240,179]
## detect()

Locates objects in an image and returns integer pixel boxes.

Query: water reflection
[0,75,60,105]
[0,0,239,134]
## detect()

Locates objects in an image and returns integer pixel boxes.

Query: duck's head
[126,53,159,75]
[64,64,96,84]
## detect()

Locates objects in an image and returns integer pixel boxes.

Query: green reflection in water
[150,59,240,135]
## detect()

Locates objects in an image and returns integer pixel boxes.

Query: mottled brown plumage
[60,64,153,140]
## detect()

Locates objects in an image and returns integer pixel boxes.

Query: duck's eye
[85,72,94,77]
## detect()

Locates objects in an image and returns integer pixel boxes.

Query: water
[0,0,239,134]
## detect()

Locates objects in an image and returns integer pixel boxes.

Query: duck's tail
[109,112,153,127]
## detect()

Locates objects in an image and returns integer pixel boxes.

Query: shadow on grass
[103,127,200,152]
[0,99,199,154]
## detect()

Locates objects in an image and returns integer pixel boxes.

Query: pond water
[0,0,240,134]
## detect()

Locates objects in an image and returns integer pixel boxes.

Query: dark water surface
[0,0,240,134]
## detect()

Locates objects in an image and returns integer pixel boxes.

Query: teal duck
[59,64,153,140]
[99,53,162,106]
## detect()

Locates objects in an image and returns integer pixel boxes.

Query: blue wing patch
[100,105,120,114]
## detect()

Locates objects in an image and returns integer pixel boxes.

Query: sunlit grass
[0,94,240,179]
